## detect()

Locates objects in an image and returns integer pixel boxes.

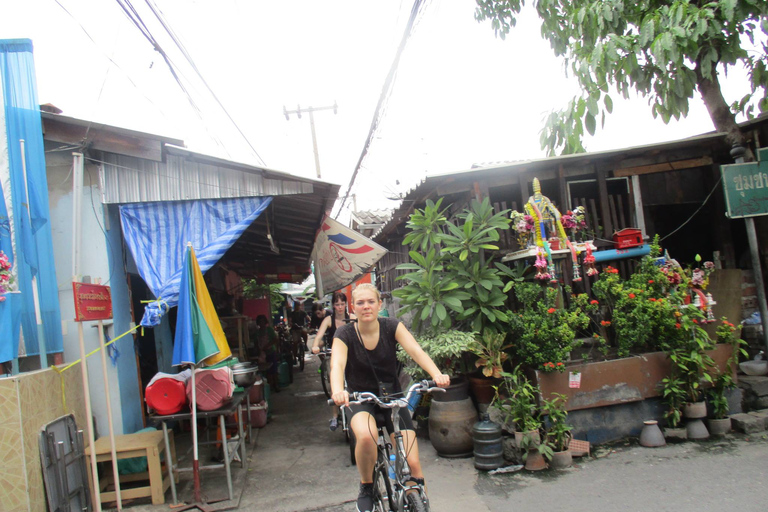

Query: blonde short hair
[351,283,381,302]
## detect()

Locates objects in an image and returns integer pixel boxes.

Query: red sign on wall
[72,283,113,321]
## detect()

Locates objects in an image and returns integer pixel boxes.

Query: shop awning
[119,197,271,325]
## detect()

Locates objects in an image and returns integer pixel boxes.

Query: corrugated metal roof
[372,131,729,242]
[100,152,313,204]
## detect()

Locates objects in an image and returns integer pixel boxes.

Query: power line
[144,0,267,166]
[334,0,431,218]
[113,0,232,157]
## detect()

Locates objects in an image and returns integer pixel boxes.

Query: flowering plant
[589,238,683,357]
[508,282,590,371]
[0,250,13,301]
[560,206,586,231]
[510,210,535,248]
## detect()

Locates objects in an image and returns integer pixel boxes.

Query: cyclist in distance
[310,302,329,331]
[289,301,310,351]
[330,283,450,512]
[312,291,353,430]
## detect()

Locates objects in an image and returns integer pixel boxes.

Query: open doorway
[129,273,158,394]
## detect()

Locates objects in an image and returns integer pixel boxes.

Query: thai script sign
[721,148,768,219]
[72,282,112,321]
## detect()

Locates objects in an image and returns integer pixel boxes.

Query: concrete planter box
[529,344,734,412]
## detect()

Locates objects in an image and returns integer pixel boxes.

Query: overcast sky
[3,0,750,219]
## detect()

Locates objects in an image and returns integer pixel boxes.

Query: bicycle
[329,380,444,512]
[317,346,332,399]
[289,327,305,372]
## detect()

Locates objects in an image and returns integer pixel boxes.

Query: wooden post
[95,278,121,510]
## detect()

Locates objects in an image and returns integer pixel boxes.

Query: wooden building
[372,118,768,309]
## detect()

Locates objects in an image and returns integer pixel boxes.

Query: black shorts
[345,401,414,435]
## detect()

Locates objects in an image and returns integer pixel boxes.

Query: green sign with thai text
[721,149,768,218]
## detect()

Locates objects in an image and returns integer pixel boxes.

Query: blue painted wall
[105,204,143,433]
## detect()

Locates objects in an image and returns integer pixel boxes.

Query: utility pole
[283,102,338,179]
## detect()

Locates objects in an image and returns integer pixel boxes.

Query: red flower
[601,320,611,327]
[675,323,681,329]
[649,298,657,302]
[628,293,636,299]
[556,362,564,367]
[692,319,699,324]
[648,280,654,284]
[547,307,556,314]
[590,300,599,305]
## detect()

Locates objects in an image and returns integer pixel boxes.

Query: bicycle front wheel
[320,358,331,398]
[405,492,427,512]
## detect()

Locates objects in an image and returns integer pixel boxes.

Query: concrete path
[110,350,768,511]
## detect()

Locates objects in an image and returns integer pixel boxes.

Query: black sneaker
[329,417,339,431]
[357,483,374,512]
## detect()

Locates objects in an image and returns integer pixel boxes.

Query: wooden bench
[85,430,176,505]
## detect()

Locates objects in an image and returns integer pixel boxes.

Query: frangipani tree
[475,0,768,155]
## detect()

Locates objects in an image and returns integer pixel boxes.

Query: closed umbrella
[173,242,231,506]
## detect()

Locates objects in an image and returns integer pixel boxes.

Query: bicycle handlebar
[326,380,445,406]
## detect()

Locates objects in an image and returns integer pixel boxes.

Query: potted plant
[673,306,716,419]
[659,372,687,441]
[397,330,474,383]
[491,366,542,448]
[466,330,513,405]
[397,330,478,457]
[707,319,746,435]
[541,392,572,469]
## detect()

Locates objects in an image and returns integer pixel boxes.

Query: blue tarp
[119,197,272,326]
[0,39,63,361]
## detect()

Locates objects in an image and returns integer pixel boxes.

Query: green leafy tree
[475,0,768,155]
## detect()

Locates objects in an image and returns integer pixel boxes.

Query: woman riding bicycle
[330,284,450,512]
[312,291,353,431]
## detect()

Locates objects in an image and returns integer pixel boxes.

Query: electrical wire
[113,0,232,157]
[54,0,171,125]
[659,175,722,242]
[334,0,431,218]
[144,0,267,166]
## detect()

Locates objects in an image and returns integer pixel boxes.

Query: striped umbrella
[173,243,231,504]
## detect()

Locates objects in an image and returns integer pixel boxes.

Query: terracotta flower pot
[468,374,500,405]
[706,417,732,436]
[524,449,547,471]
[514,430,540,448]
[549,450,572,469]
[639,420,666,447]
[686,418,709,440]
[683,401,707,419]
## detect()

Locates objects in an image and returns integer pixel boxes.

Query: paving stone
[731,412,766,433]
[748,410,768,429]
[738,376,768,396]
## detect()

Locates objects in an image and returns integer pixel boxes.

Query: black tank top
[334,318,400,394]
